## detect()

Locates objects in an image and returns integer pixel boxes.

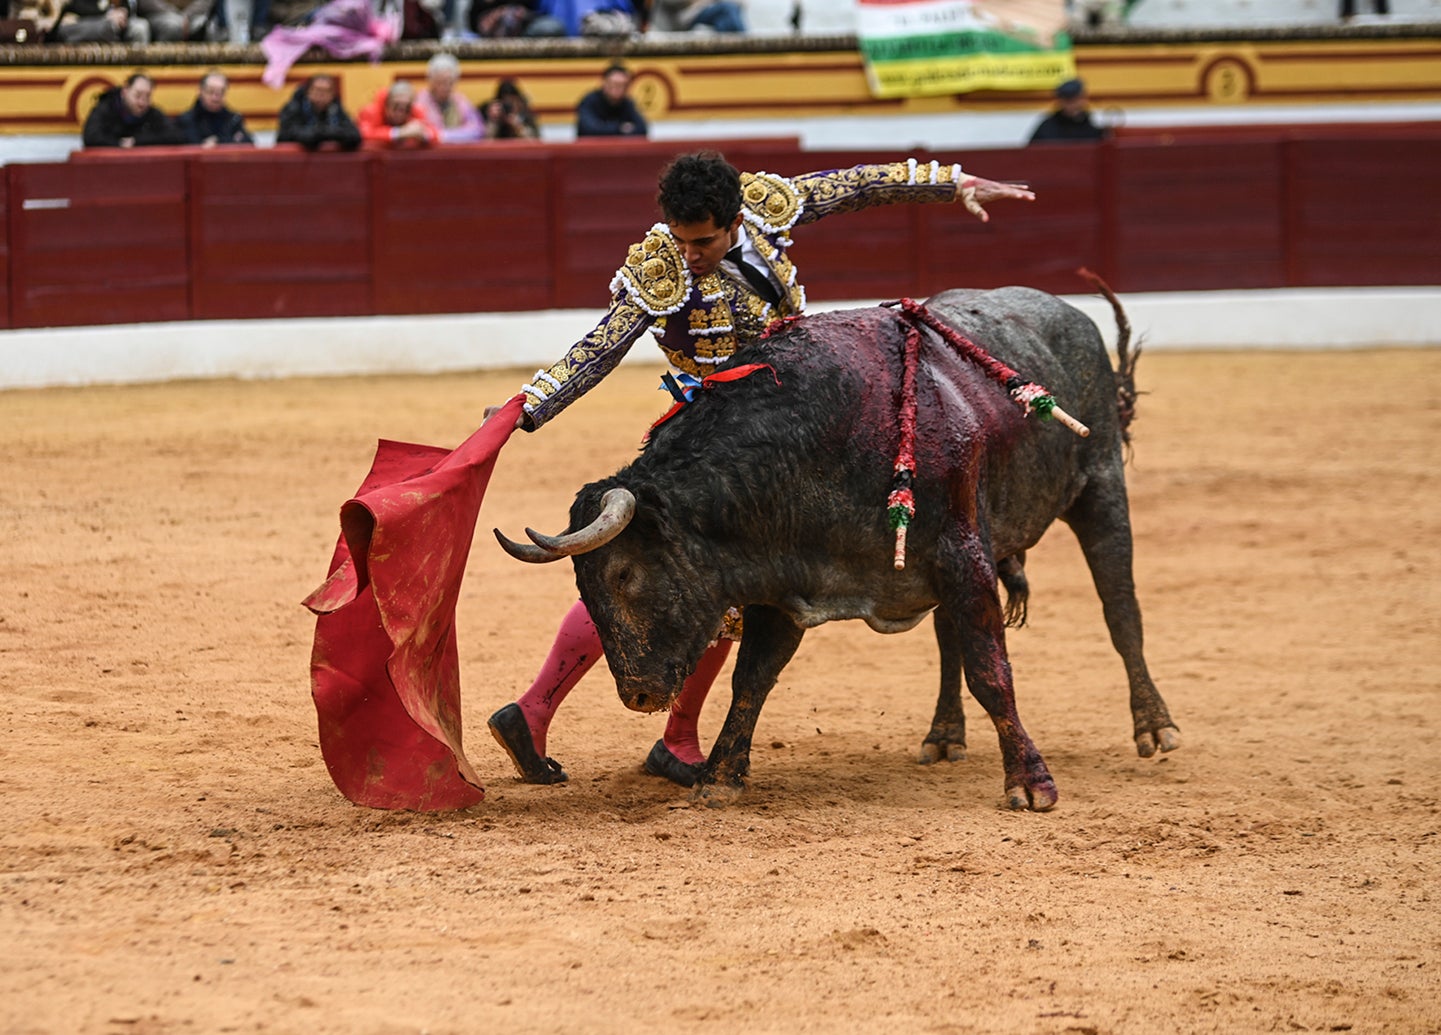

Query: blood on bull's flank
[497,284,1179,811]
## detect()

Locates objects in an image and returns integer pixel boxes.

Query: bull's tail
[998,554,1029,629]
[1078,268,1140,448]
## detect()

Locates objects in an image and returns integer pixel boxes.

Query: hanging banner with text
[856,0,1076,98]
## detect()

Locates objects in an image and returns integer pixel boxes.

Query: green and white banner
[857,0,1076,98]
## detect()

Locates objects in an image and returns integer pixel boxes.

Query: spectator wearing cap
[575,62,647,138]
[1027,77,1107,144]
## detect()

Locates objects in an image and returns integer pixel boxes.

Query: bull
[497,285,1179,810]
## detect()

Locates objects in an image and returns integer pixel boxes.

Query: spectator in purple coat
[415,53,484,144]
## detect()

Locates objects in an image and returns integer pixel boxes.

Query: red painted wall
[5,127,1437,332]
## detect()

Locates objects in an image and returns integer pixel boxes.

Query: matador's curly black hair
[657,151,742,228]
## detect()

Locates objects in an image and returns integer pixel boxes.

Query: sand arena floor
[1,347,1438,1034]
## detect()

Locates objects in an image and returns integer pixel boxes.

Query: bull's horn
[526,487,636,556]
[493,528,565,564]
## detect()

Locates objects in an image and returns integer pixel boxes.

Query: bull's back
[922,288,1122,556]
[666,292,1122,595]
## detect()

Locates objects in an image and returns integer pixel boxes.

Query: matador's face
[667,213,743,280]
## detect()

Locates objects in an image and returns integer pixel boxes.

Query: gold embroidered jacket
[520,159,970,430]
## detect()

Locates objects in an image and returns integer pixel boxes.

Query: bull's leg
[1062,471,1180,757]
[941,535,1058,811]
[920,553,1028,765]
[692,605,805,809]
[919,608,967,764]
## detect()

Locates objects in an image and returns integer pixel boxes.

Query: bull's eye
[607,559,643,601]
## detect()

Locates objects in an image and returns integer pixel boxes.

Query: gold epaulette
[610,223,692,317]
[740,171,803,234]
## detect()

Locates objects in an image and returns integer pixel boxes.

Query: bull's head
[494,485,727,714]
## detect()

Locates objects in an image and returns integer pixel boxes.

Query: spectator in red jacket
[357,82,441,149]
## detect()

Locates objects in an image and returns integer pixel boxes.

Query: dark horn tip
[493,527,562,564]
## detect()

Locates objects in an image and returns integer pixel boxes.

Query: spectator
[468,0,562,36]
[400,0,442,37]
[1027,77,1107,144]
[275,73,362,151]
[82,72,184,149]
[135,0,214,40]
[575,62,647,138]
[211,0,270,41]
[176,70,255,147]
[415,53,483,143]
[483,78,540,139]
[358,81,442,149]
[648,0,745,33]
[44,0,151,42]
[534,0,635,35]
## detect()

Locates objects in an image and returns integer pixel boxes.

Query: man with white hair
[415,53,484,143]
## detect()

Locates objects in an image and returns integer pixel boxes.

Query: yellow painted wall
[2,36,1439,136]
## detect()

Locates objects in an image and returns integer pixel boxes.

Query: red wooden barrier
[1287,133,1441,288]
[0,172,9,329]
[189,149,373,320]
[8,127,1437,333]
[1110,138,1287,291]
[371,146,554,316]
[917,146,1105,297]
[7,159,189,328]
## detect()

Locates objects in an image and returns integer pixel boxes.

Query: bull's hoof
[919,723,967,765]
[917,739,967,765]
[1135,726,1182,758]
[691,779,745,809]
[1004,775,1059,812]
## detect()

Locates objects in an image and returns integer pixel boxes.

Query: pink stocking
[662,638,732,766]
[515,599,602,757]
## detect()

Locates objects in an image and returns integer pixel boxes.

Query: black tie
[725,245,780,305]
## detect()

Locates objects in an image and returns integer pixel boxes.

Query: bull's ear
[493,528,565,564]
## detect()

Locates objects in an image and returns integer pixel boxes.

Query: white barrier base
[2,287,1438,391]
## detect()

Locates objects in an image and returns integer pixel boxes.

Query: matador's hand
[482,404,524,430]
[958,176,1036,223]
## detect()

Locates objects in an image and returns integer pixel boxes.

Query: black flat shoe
[487,703,567,784]
[643,739,703,788]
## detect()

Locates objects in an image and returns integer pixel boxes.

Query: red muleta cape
[301,395,526,811]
